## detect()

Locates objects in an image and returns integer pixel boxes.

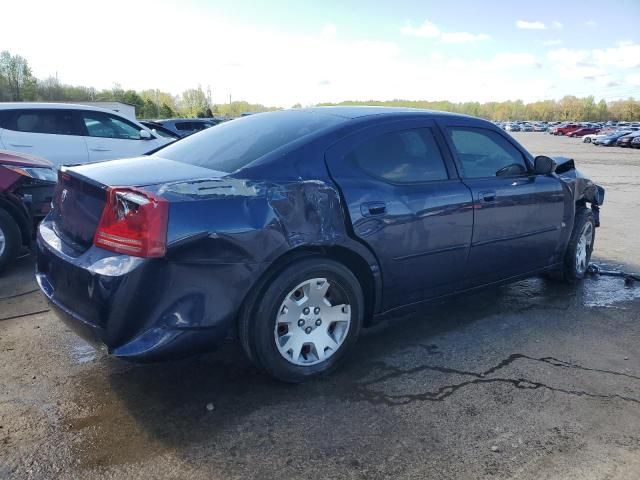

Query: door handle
[9,143,33,148]
[90,147,110,152]
[361,201,387,216]
[479,191,496,202]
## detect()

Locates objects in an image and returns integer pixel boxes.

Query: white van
[0,103,173,168]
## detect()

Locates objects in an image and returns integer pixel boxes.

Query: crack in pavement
[354,351,640,406]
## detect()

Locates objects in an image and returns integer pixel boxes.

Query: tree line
[317,97,640,122]
[1,50,638,121]
[0,50,277,118]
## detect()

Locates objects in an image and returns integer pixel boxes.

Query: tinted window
[448,127,528,178]
[348,128,448,183]
[155,111,346,173]
[81,111,142,140]
[6,109,80,135]
[175,122,192,131]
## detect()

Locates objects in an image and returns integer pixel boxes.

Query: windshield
[153,110,346,173]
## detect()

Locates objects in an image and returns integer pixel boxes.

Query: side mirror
[139,129,152,140]
[534,155,556,175]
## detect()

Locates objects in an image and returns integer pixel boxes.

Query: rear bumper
[36,219,265,361]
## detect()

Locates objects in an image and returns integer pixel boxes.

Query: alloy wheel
[575,222,594,275]
[0,225,5,257]
[274,277,351,366]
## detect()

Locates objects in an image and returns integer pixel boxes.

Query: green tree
[0,51,36,101]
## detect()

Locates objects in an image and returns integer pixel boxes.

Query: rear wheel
[560,207,595,284]
[0,208,21,274]
[584,137,592,143]
[240,257,363,382]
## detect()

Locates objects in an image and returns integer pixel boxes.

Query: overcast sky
[2,0,639,107]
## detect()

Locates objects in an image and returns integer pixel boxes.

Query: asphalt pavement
[1,132,639,479]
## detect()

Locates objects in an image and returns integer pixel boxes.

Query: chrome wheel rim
[274,277,351,366]
[576,222,593,274]
[0,226,5,257]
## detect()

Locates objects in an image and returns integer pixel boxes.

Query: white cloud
[626,74,640,86]
[401,20,489,43]
[401,20,440,38]
[543,39,563,46]
[585,20,598,28]
[321,23,337,38]
[516,20,546,30]
[440,32,490,44]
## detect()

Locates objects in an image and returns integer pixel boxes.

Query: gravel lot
[1,133,639,480]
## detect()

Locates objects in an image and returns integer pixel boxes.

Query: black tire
[239,257,363,383]
[0,208,21,274]
[584,137,592,143]
[560,207,595,284]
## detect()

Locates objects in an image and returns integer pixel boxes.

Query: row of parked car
[0,102,229,271]
[549,122,640,147]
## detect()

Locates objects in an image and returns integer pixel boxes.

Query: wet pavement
[1,133,639,479]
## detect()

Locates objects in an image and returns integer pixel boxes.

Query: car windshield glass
[153,111,346,172]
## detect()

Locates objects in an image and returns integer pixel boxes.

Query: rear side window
[155,110,346,173]
[2,109,81,135]
[447,127,528,178]
[174,122,193,131]
[347,128,448,183]
[81,111,142,140]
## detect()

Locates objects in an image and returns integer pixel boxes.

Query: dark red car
[551,124,581,135]
[0,150,56,272]
[567,127,600,137]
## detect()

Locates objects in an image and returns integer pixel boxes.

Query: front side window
[81,111,142,140]
[9,109,79,135]
[347,128,449,183]
[447,127,528,178]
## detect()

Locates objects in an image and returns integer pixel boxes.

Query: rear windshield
[153,110,346,172]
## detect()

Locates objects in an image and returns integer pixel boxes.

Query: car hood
[0,150,53,168]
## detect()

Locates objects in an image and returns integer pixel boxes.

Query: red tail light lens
[94,187,168,258]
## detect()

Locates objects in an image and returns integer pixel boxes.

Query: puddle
[581,275,640,307]
[70,341,97,364]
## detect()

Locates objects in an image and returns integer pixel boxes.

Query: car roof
[0,102,130,115]
[297,106,472,119]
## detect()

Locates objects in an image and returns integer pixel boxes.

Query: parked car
[505,123,521,132]
[583,128,615,143]
[0,103,172,168]
[36,107,604,382]
[0,150,56,272]
[533,124,548,132]
[615,131,640,147]
[153,118,222,137]
[521,124,534,132]
[139,121,181,141]
[567,127,599,137]
[593,130,633,146]
[551,124,581,135]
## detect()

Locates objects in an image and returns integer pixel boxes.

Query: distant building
[75,101,136,120]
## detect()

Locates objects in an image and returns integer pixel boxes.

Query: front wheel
[0,208,21,274]
[560,208,595,284]
[240,257,364,382]
[584,137,592,143]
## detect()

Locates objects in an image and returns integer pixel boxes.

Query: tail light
[94,187,168,258]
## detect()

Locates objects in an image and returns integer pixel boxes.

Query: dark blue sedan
[36,107,604,382]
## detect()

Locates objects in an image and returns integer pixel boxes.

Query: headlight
[2,165,57,182]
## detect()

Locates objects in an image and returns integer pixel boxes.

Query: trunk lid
[51,156,226,253]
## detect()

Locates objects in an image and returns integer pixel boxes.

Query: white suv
[0,103,172,168]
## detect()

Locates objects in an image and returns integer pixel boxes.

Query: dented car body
[36,108,604,365]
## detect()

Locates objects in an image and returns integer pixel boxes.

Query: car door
[0,109,88,168]
[439,122,567,285]
[325,119,474,311]
[79,110,163,162]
